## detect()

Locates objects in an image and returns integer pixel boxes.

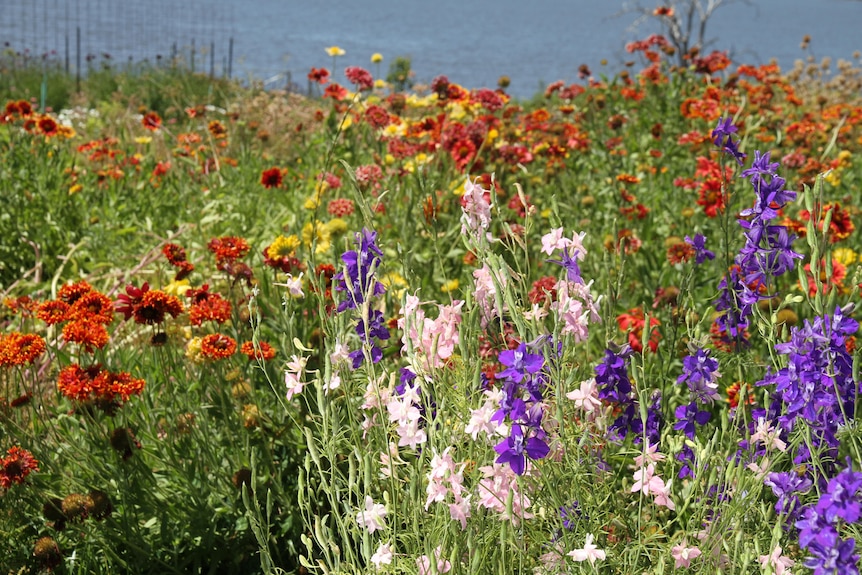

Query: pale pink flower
[356,496,387,533]
[541,227,573,255]
[370,543,393,569]
[524,303,548,321]
[750,418,787,452]
[396,419,427,449]
[473,264,506,326]
[460,177,492,239]
[671,541,702,568]
[449,494,471,530]
[650,476,676,510]
[631,464,656,495]
[417,546,451,575]
[566,377,602,413]
[284,354,307,400]
[634,443,666,467]
[567,534,606,565]
[758,545,794,575]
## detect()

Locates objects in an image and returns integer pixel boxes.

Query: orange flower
[207,236,250,266]
[57,364,101,402]
[323,82,348,100]
[200,334,237,360]
[69,291,115,324]
[57,280,94,305]
[93,370,146,402]
[0,332,47,366]
[208,120,227,139]
[802,258,846,297]
[666,241,695,265]
[62,318,110,351]
[162,243,189,266]
[36,300,70,325]
[240,341,277,361]
[132,290,184,325]
[0,446,39,488]
[188,295,232,326]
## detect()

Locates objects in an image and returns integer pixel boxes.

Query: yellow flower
[69,184,83,195]
[833,247,858,267]
[381,272,407,300]
[164,279,191,297]
[340,116,353,130]
[325,46,346,57]
[441,279,460,293]
[374,78,387,90]
[371,53,383,63]
[134,136,152,145]
[302,221,332,254]
[326,218,348,237]
[267,235,301,259]
[384,153,396,165]
[186,337,204,363]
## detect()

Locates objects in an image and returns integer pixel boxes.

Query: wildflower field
[2,27,862,575]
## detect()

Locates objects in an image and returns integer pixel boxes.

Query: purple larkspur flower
[684,233,715,264]
[673,401,711,440]
[546,247,583,284]
[494,423,550,476]
[712,117,746,165]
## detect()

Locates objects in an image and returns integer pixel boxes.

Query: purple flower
[335,228,386,312]
[765,471,813,519]
[815,464,862,524]
[712,117,746,165]
[497,343,545,384]
[673,401,711,440]
[594,348,632,403]
[677,347,721,403]
[494,424,550,475]
[546,247,583,284]
[684,233,715,264]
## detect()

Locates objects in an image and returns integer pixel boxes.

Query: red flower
[364,105,391,129]
[528,276,558,304]
[345,66,374,91]
[327,198,355,217]
[308,67,330,85]
[260,167,283,189]
[200,334,237,360]
[162,244,188,265]
[323,82,349,101]
[37,116,59,137]
[0,446,39,489]
[240,341,277,361]
[616,307,661,353]
[141,111,162,131]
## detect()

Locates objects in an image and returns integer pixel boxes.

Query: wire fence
[0,0,236,77]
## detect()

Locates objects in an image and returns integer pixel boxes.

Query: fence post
[228,37,233,80]
[210,41,215,78]
[75,26,81,93]
[191,38,195,72]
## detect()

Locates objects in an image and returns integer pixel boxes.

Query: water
[2,0,861,98]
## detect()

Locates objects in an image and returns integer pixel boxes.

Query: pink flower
[356,496,387,533]
[758,545,794,575]
[284,354,307,400]
[671,541,702,568]
[567,534,606,565]
[541,227,572,255]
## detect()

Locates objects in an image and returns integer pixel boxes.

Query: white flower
[356,496,387,533]
[567,534,606,564]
